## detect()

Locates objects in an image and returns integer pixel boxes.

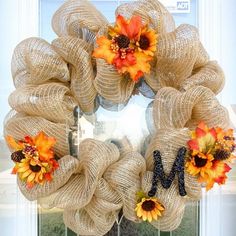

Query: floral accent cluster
[135,191,165,222]
[6,132,59,188]
[186,122,236,190]
[93,15,157,82]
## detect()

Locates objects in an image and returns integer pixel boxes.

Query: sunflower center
[139,35,150,50]
[214,149,231,161]
[141,200,156,211]
[194,156,207,168]
[29,164,41,173]
[116,35,130,48]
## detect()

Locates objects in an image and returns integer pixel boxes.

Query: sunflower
[14,157,48,188]
[93,14,158,82]
[186,153,214,178]
[137,28,158,56]
[135,197,165,222]
[6,131,58,188]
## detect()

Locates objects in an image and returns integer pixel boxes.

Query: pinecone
[116,35,130,48]
[11,150,25,162]
[214,149,231,161]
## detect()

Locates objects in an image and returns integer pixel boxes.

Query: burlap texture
[52,37,97,113]
[10,0,225,108]
[152,86,229,131]
[52,0,108,38]
[8,82,76,124]
[36,137,188,235]
[38,139,143,236]
[11,37,70,88]
[4,0,231,234]
[181,61,225,94]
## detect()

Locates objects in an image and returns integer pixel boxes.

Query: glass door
[38,1,199,235]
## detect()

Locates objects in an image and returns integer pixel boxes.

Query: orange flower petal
[126,15,142,39]
[195,127,206,138]
[44,173,53,181]
[93,36,117,64]
[116,15,142,39]
[198,121,208,131]
[119,52,151,81]
[187,139,199,150]
[113,52,136,69]
[11,167,18,175]
[209,128,217,139]
[5,136,24,151]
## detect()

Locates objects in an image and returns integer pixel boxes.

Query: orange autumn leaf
[119,51,152,82]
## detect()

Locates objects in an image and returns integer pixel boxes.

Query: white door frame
[15,1,39,236]
[198,1,226,236]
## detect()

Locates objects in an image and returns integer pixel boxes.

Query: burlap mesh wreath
[4,0,231,235]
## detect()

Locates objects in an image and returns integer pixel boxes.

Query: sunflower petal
[21,169,32,179]
[27,172,36,183]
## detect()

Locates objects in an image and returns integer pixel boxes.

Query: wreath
[4,0,235,235]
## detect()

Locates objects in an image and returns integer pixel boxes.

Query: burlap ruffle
[8,82,76,124]
[152,86,229,131]
[52,37,97,113]
[11,37,70,88]
[52,0,108,38]
[4,0,231,235]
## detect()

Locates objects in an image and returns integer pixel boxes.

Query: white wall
[220,0,236,106]
[0,1,19,137]
[0,1,38,236]
[0,0,39,138]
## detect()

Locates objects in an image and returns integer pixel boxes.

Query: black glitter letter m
[148,147,187,197]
